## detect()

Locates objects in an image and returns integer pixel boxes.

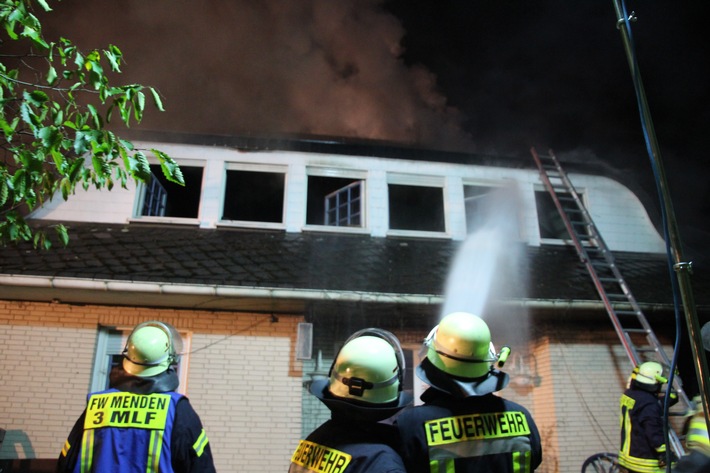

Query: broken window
[388,184,445,232]
[222,169,285,223]
[141,164,203,218]
[535,190,571,239]
[306,175,364,227]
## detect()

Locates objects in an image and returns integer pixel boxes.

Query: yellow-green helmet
[123,321,182,377]
[328,333,402,405]
[425,312,496,379]
[632,361,667,386]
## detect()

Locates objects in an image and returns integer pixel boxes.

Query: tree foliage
[0,0,183,248]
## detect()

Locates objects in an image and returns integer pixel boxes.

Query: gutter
[0,274,677,312]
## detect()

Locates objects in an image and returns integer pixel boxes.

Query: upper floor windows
[223,167,286,223]
[464,185,495,234]
[535,189,587,241]
[387,174,445,234]
[137,162,204,221]
[306,168,366,230]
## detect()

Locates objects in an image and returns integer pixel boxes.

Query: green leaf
[46,65,58,85]
[60,177,71,200]
[35,0,53,13]
[133,151,151,182]
[0,179,7,207]
[51,149,66,173]
[149,88,165,112]
[38,126,58,147]
[55,224,69,246]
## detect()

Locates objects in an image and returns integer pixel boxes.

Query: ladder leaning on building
[530,147,690,458]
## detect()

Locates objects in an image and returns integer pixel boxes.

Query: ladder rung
[615,310,640,316]
[635,347,659,353]
[623,328,650,334]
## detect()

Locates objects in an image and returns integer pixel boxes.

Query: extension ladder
[530,147,690,457]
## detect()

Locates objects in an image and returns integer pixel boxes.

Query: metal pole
[611,0,710,452]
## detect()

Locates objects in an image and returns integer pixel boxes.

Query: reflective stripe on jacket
[618,389,666,473]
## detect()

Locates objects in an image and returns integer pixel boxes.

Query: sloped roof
[0,222,707,316]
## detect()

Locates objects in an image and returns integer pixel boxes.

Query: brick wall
[0,300,304,472]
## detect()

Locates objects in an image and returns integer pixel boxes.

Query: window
[305,168,367,230]
[464,185,495,234]
[91,326,191,395]
[535,190,572,240]
[222,169,285,223]
[141,164,203,218]
[307,176,364,227]
[388,184,445,232]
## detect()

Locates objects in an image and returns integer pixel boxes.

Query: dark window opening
[535,190,571,239]
[142,165,203,218]
[307,176,363,227]
[388,184,445,232]
[223,170,285,223]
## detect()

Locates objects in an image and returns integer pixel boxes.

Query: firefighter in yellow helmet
[57,321,216,473]
[288,328,412,472]
[674,395,710,472]
[618,361,677,473]
[393,311,542,472]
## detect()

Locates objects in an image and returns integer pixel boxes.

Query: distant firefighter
[57,321,216,473]
[673,395,710,473]
[393,311,542,472]
[288,328,412,473]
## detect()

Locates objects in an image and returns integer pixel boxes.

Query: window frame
[303,167,368,234]
[218,162,288,230]
[534,186,589,244]
[386,173,448,238]
[132,158,205,226]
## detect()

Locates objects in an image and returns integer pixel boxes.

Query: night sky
[384,0,710,260]
[40,0,708,257]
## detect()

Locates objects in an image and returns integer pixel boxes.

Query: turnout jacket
[618,387,667,473]
[57,367,215,473]
[393,388,542,473]
[289,413,406,473]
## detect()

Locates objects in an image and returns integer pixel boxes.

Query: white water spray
[441,182,525,320]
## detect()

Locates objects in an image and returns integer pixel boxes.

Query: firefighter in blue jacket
[56,321,216,473]
[393,311,542,473]
[288,328,413,473]
[618,361,676,473]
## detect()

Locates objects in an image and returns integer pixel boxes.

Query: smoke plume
[41,0,474,152]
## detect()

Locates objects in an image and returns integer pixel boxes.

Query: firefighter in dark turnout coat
[56,321,216,473]
[288,329,412,473]
[393,312,542,473]
[618,361,675,473]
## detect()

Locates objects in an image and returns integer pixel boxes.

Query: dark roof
[0,222,707,315]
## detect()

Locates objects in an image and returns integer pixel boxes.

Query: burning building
[0,134,707,472]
